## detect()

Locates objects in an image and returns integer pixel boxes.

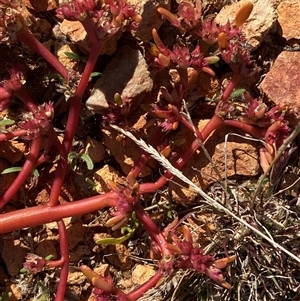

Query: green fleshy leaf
[44,254,54,260]
[96,212,139,245]
[96,232,134,245]
[85,177,97,191]
[1,167,22,174]
[90,72,102,78]
[68,152,94,171]
[1,167,39,179]
[0,118,15,128]
[64,51,87,62]
[80,154,94,170]
[229,88,246,100]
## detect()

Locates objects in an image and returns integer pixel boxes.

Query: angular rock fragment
[259,51,300,127]
[215,0,276,50]
[86,45,154,114]
[277,0,300,41]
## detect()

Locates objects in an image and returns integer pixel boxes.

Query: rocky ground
[1,0,300,300]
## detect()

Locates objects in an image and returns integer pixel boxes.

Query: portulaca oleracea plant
[0,1,293,300]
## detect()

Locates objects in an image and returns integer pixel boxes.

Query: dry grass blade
[182,99,223,182]
[110,124,300,265]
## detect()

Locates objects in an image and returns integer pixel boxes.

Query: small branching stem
[134,203,172,257]
[219,72,241,104]
[0,130,28,141]
[17,27,69,80]
[14,88,37,112]
[224,119,264,138]
[139,115,224,194]
[81,18,99,44]
[48,42,103,206]
[0,136,42,209]
[55,220,69,301]
[48,157,68,207]
[45,125,66,157]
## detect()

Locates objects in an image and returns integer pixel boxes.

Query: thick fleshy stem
[224,119,264,139]
[45,125,66,158]
[46,258,65,268]
[130,152,151,178]
[134,203,172,257]
[63,41,103,153]
[14,88,37,112]
[170,104,205,140]
[81,17,99,44]
[219,72,241,105]
[47,156,68,207]
[17,27,69,79]
[48,41,103,207]
[0,192,117,234]
[55,220,69,301]
[0,130,28,141]
[199,114,224,140]
[0,136,42,209]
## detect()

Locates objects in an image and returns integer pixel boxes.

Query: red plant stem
[200,113,224,140]
[55,220,69,301]
[63,41,103,153]
[126,270,163,301]
[134,203,172,257]
[136,72,241,191]
[34,153,46,167]
[17,27,69,80]
[46,258,65,268]
[81,18,99,44]
[130,152,151,178]
[48,42,103,207]
[47,157,67,207]
[220,72,241,103]
[139,114,225,194]
[14,88,37,112]
[0,130,28,141]
[45,125,66,157]
[0,193,117,234]
[0,136,42,209]
[169,104,205,140]
[224,119,264,139]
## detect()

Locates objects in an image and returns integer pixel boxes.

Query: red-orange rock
[259,51,300,127]
[277,0,300,41]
